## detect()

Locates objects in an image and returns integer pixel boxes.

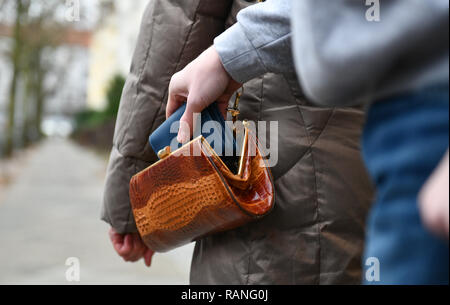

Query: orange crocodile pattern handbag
[129,125,275,252]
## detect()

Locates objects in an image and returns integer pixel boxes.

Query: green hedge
[75,74,125,130]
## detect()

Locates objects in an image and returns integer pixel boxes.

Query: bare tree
[21,2,65,143]
[4,0,29,157]
[2,0,117,156]
[3,0,75,154]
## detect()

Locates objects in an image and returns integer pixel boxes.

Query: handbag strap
[227,88,243,125]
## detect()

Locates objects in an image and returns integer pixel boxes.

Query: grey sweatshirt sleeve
[214,0,294,84]
[215,0,448,106]
[292,0,449,106]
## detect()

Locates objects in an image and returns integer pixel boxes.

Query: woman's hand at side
[108,227,154,267]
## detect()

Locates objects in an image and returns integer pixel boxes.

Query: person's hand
[418,150,449,239]
[108,227,154,267]
[166,46,242,143]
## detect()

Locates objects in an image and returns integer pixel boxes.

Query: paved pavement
[0,138,194,284]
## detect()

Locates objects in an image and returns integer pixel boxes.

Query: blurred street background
[0,0,193,284]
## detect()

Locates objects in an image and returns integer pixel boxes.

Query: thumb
[144,249,154,267]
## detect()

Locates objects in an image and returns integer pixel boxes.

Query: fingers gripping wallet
[149,103,235,159]
[129,101,275,252]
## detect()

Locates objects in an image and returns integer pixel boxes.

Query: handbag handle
[226,87,244,125]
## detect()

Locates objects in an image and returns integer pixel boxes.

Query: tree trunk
[4,0,27,157]
[33,47,45,139]
[21,67,32,147]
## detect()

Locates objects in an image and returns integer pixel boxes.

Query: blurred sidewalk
[0,138,194,284]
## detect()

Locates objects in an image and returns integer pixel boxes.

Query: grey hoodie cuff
[214,23,267,84]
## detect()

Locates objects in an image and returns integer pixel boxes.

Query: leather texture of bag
[129,125,275,252]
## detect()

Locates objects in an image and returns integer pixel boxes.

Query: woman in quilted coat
[102,0,373,284]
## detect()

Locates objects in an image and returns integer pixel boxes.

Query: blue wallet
[149,102,237,159]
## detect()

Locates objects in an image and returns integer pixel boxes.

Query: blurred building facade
[0,0,148,153]
[0,28,93,150]
[87,1,148,110]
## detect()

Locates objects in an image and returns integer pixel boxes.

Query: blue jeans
[362,86,449,285]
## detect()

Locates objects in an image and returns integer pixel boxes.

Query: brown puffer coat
[101,0,374,284]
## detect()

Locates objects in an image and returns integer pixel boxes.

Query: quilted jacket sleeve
[101,0,233,234]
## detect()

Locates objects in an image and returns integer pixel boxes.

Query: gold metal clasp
[157,146,171,159]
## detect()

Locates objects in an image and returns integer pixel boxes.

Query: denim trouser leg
[362,87,449,284]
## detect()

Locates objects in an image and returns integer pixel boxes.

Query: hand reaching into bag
[166,46,242,144]
[108,227,154,267]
